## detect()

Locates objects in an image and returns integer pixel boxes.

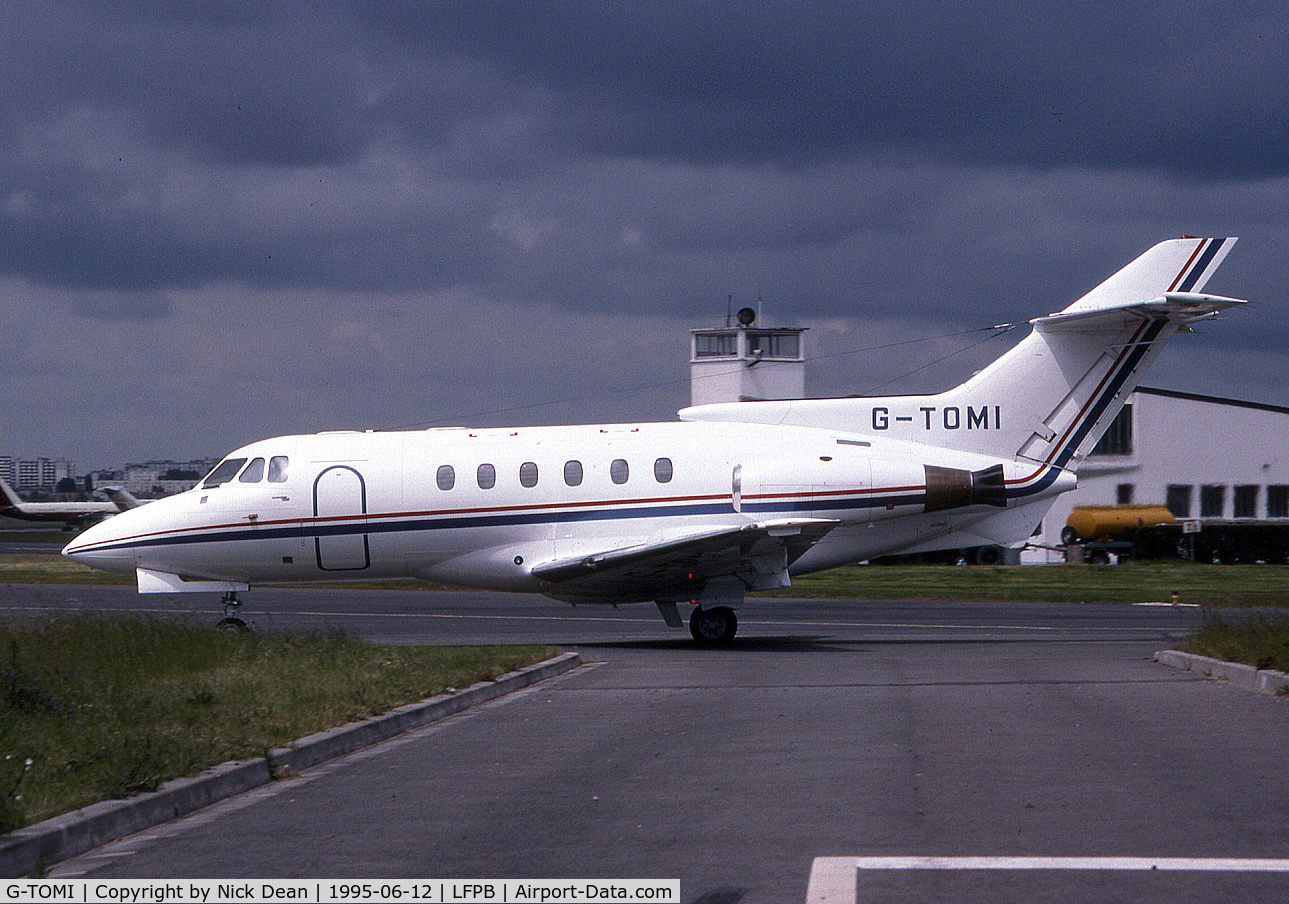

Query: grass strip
[1177,613,1289,674]
[763,562,1289,606]
[0,614,555,832]
[2,553,1287,605]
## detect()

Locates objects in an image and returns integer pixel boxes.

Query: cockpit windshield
[202,457,248,488]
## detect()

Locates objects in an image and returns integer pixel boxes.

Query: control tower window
[695,334,737,357]
[748,333,800,358]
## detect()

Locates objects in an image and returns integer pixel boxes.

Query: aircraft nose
[62,518,138,576]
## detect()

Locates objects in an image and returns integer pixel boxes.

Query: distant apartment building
[92,458,220,497]
[0,456,75,490]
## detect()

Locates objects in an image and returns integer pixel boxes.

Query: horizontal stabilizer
[1032,292,1247,330]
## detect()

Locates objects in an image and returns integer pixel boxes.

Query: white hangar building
[1031,386,1289,559]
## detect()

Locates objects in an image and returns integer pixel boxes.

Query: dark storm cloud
[1,3,372,167]
[367,0,1289,179]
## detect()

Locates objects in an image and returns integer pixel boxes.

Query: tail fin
[680,238,1244,470]
[943,237,1240,467]
[0,477,25,511]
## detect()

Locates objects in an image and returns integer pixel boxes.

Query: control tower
[689,307,806,406]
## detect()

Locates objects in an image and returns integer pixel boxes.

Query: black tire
[689,606,738,645]
[974,546,1002,565]
[217,616,249,633]
[1086,549,1111,565]
[1060,526,1079,546]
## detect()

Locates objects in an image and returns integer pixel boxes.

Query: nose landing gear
[217,590,249,633]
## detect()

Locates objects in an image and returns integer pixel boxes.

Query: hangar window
[1165,485,1192,519]
[519,462,539,488]
[477,463,496,490]
[202,458,247,488]
[610,459,629,485]
[1269,486,1289,519]
[1090,405,1132,457]
[1200,485,1225,519]
[436,465,455,491]
[564,460,583,487]
[1234,485,1258,519]
[654,457,673,483]
[268,456,289,483]
[239,458,266,483]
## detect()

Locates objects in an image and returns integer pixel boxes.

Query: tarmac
[3,584,1286,903]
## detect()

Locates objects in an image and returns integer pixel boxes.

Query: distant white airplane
[99,486,145,511]
[0,477,120,527]
[65,238,1242,641]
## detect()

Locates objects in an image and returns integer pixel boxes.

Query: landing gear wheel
[1060,526,1079,546]
[689,606,738,645]
[218,590,249,633]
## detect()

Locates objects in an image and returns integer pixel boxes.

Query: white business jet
[64,238,1242,642]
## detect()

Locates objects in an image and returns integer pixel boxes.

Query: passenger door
[313,465,369,570]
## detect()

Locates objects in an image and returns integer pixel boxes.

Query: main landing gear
[217,590,249,633]
[689,605,738,645]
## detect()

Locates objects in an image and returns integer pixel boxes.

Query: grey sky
[2,1,1285,470]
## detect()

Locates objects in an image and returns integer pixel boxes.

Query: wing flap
[530,518,839,594]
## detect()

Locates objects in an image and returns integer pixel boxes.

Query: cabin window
[268,456,289,483]
[477,463,496,490]
[436,465,456,491]
[654,457,673,483]
[564,460,583,487]
[519,462,539,488]
[610,459,629,485]
[239,458,266,483]
[1116,483,1134,505]
[202,458,247,488]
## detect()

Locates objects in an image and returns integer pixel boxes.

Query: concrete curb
[1154,649,1289,696]
[0,652,581,878]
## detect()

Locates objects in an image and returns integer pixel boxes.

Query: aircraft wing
[530,517,839,599]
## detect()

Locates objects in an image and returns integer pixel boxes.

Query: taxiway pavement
[5,584,1286,903]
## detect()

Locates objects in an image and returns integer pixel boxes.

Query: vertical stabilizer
[679,238,1244,471]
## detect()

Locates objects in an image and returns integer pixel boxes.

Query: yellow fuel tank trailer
[1063,505,1176,545]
